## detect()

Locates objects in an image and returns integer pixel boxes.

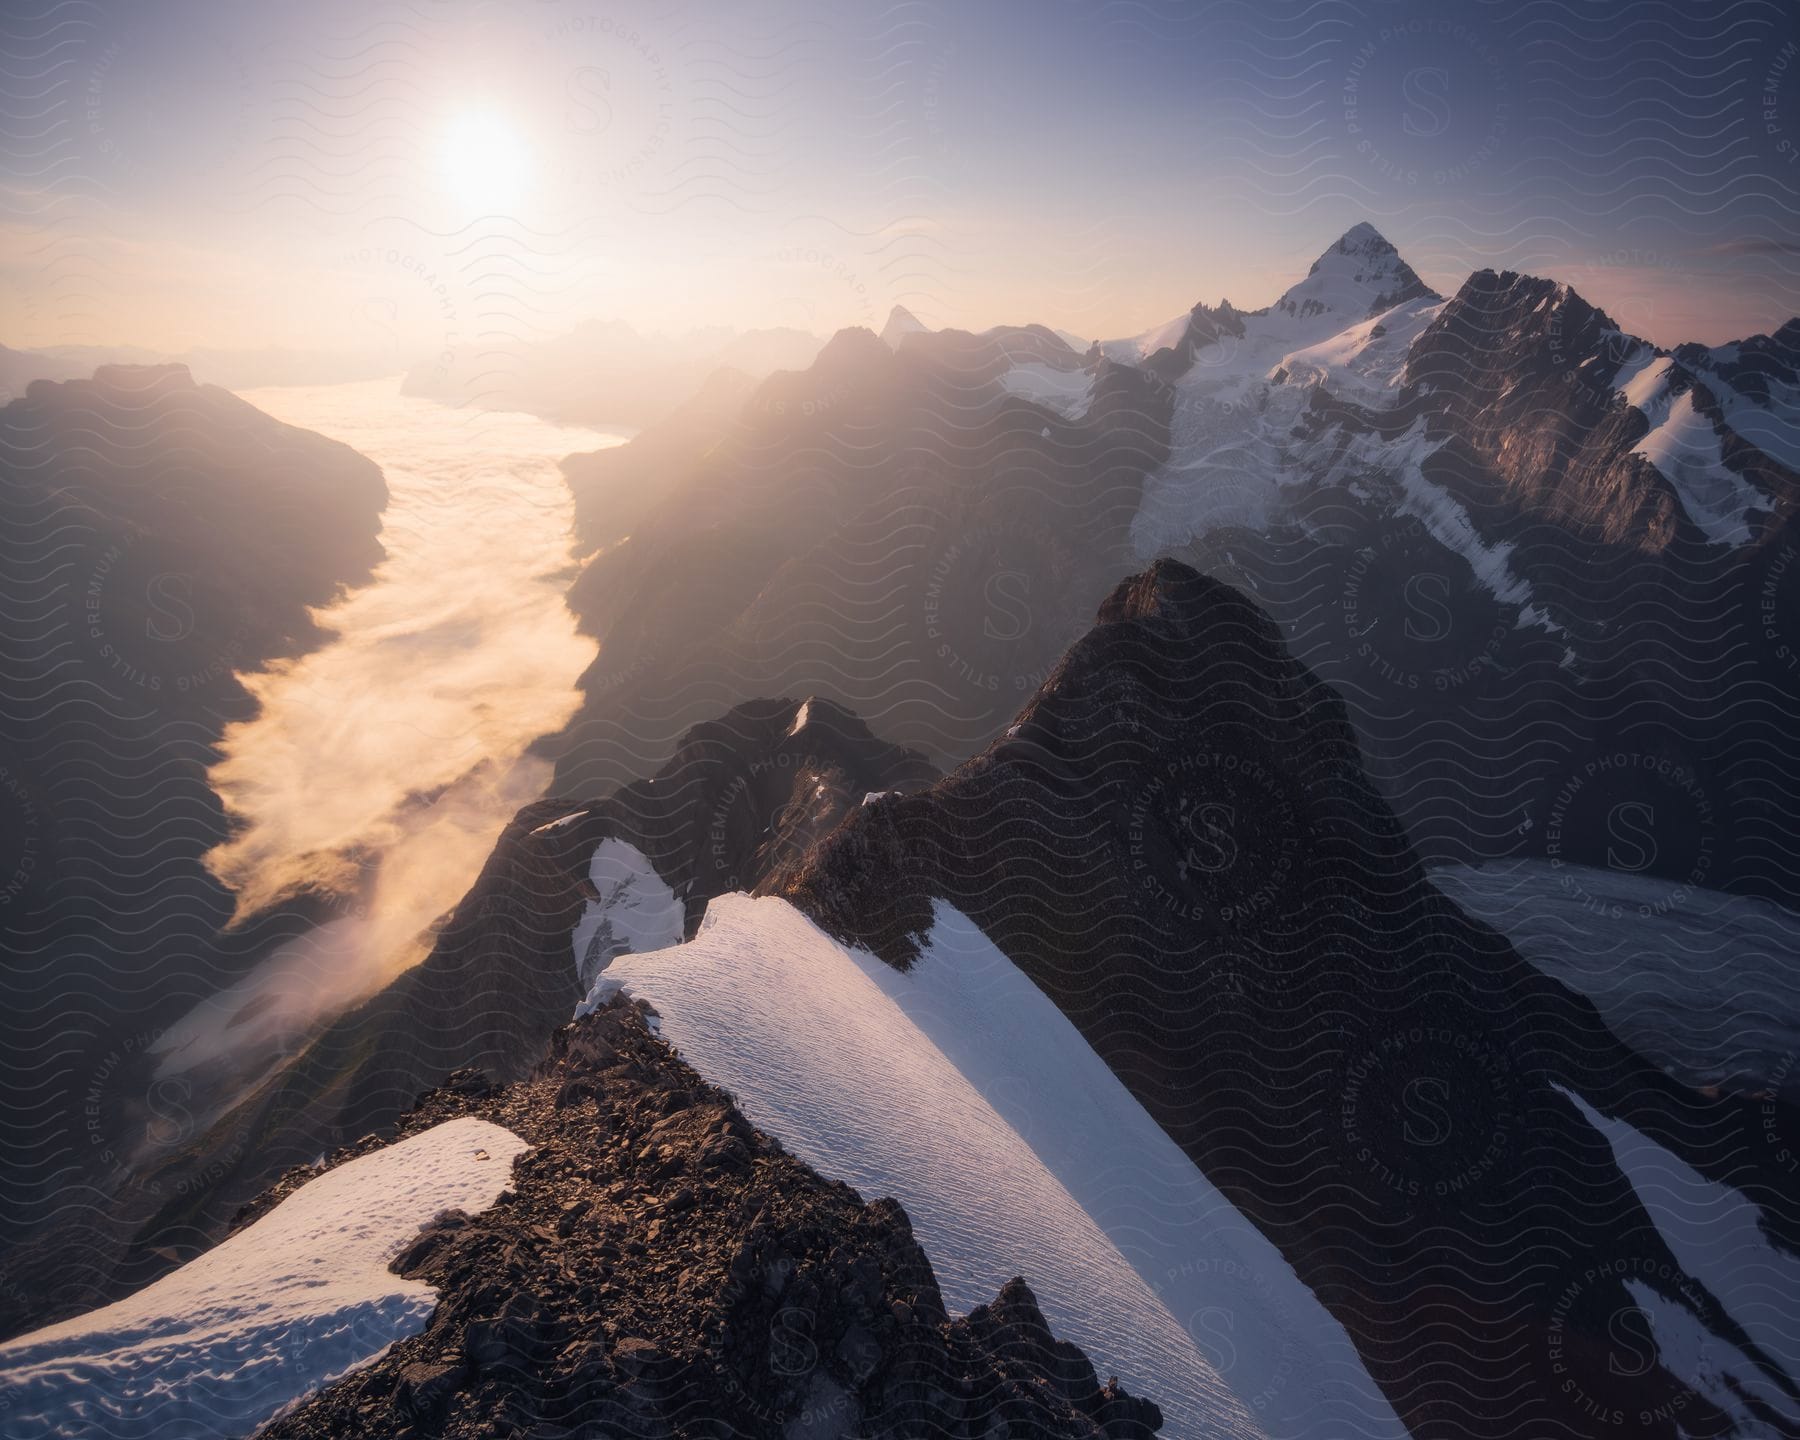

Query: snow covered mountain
[539,224,1800,907]
[779,559,1800,1439]
[600,894,1401,1440]
[1101,221,1436,372]
[0,1116,529,1439]
[8,555,1796,1439]
[7,227,1798,1438]
[1078,232,1800,905]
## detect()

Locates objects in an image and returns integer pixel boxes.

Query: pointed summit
[1271,223,1438,327]
[1335,220,1389,249]
[879,304,929,350]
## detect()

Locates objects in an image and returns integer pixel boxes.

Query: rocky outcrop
[1401,270,1795,549]
[255,998,1164,1440]
[0,696,932,1338]
[779,560,1800,1439]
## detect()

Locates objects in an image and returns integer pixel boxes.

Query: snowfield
[594,893,1407,1440]
[570,837,686,987]
[1627,383,1770,545]
[1115,231,1449,557]
[0,1117,529,1440]
[996,359,1096,419]
[1561,1089,1800,1435]
[1432,859,1800,1099]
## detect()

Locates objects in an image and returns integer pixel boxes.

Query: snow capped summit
[1269,223,1437,327]
[1675,318,1800,473]
[1336,219,1385,246]
[1102,224,1435,373]
[879,303,930,350]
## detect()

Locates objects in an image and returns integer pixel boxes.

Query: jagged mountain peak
[1334,219,1391,249]
[1272,223,1438,325]
[780,558,1800,1437]
[1406,267,1642,391]
[879,303,930,350]
[1094,556,1261,632]
[1442,267,1670,356]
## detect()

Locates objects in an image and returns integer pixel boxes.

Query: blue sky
[1,0,1795,352]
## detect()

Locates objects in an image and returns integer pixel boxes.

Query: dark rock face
[780,560,1800,1440]
[0,365,388,1315]
[561,695,938,935]
[255,999,1163,1440]
[0,696,931,1338]
[549,318,1170,796]
[1141,302,1248,383]
[1402,270,1794,549]
[1166,273,1800,903]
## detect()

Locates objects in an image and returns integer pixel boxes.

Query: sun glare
[438,107,532,213]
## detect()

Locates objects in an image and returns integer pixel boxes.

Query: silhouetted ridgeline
[0,364,386,1312]
[780,559,1800,1439]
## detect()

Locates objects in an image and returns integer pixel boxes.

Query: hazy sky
[2,0,1797,357]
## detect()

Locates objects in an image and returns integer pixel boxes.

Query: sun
[438,107,532,213]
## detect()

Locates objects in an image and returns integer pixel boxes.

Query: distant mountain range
[548,222,1800,901]
[3,225,1798,1439]
[0,343,401,397]
[399,318,826,428]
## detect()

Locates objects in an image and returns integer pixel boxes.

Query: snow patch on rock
[0,1117,529,1440]
[570,838,686,986]
[1631,389,1771,545]
[996,360,1096,420]
[1561,1091,1800,1432]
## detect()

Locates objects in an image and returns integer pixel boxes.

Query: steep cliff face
[1128,257,1800,903]
[779,560,1800,1439]
[1400,269,1795,550]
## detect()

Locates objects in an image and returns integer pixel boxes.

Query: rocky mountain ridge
[778,558,1800,1439]
[252,997,1166,1440]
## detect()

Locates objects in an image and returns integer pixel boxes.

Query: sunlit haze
[4,1,1800,1426]
[437,107,535,215]
[2,0,1797,359]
